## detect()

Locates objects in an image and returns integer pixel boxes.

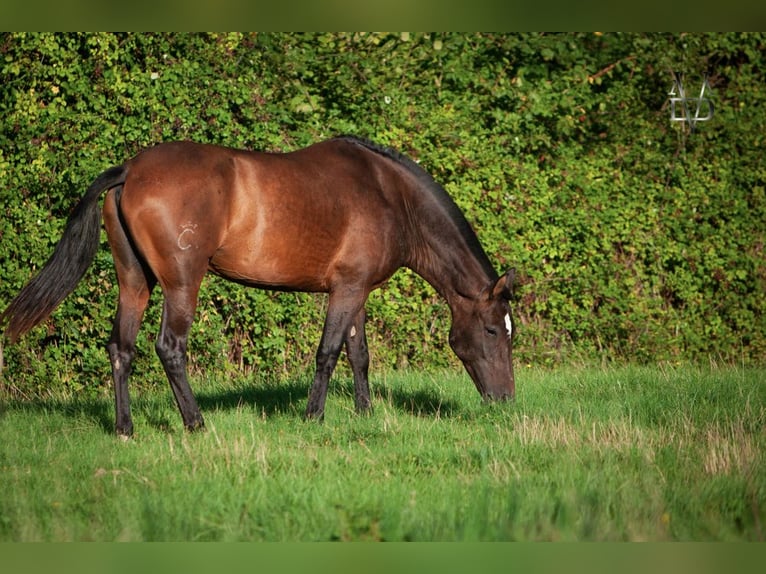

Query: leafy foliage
[1,33,764,394]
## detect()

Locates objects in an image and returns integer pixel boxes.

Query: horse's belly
[208,244,334,292]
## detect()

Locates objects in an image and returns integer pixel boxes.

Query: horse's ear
[490,269,515,301]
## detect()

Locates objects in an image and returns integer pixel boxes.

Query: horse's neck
[404,204,494,306]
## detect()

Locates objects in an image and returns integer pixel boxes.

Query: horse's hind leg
[108,281,153,437]
[155,285,205,432]
[345,307,372,413]
[103,188,155,437]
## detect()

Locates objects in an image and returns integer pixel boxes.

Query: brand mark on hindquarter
[177,223,198,250]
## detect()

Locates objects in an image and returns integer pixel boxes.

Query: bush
[1,33,764,395]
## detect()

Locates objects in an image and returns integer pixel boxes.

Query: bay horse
[1,136,515,436]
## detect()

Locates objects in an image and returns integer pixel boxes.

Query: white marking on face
[504,313,513,339]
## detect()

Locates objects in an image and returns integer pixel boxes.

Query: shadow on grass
[385,387,462,418]
[0,376,467,436]
[196,378,463,418]
[0,395,116,434]
[196,379,308,417]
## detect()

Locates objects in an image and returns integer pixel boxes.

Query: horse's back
[115,140,409,293]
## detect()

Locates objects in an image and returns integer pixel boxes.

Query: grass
[0,364,764,541]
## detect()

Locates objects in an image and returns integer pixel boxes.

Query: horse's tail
[1,165,128,343]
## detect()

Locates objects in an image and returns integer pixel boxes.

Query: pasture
[0,364,763,541]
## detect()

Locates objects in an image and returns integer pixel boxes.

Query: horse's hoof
[355,403,373,416]
[185,420,206,432]
[304,409,325,422]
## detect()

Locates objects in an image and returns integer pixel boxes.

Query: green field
[0,365,763,541]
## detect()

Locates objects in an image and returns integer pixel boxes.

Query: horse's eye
[485,327,497,337]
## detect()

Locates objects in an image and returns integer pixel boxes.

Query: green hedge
[1,33,764,394]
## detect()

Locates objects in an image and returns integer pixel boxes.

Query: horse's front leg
[305,290,367,420]
[345,307,372,413]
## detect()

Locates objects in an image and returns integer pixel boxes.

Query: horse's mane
[334,135,497,280]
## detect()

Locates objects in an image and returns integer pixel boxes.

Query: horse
[1,136,515,436]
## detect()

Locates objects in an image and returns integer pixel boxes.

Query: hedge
[1,33,764,395]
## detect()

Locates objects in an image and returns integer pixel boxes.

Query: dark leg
[107,285,153,438]
[103,187,155,438]
[305,290,367,420]
[155,289,205,431]
[345,307,372,413]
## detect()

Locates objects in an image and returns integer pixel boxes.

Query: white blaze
[504,313,513,339]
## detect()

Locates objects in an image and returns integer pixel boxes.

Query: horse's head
[449,270,516,402]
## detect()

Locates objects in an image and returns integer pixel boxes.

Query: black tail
[1,165,127,343]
